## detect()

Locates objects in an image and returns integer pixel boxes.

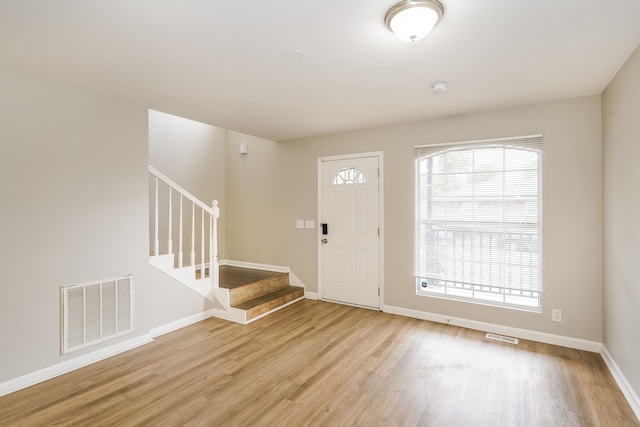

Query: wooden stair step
[228,273,290,306]
[219,265,281,289]
[233,286,305,320]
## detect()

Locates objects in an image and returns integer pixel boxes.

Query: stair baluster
[178,194,183,268]
[153,176,159,256]
[148,166,304,324]
[167,189,173,255]
[200,209,205,278]
[148,165,220,291]
[190,203,195,267]
[211,200,219,288]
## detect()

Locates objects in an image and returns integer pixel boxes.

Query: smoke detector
[431,81,449,94]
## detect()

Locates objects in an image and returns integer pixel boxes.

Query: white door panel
[320,156,380,308]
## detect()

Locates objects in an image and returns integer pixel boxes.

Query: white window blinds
[414,135,543,309]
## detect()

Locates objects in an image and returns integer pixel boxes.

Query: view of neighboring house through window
[414,135,543,310]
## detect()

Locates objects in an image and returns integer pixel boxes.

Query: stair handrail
[149,165,216,215]
[149,165,220,290]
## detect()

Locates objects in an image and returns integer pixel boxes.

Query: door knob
[321,238,328,244]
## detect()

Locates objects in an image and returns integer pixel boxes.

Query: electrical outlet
[552,309,562,322]
[296,219,304,229]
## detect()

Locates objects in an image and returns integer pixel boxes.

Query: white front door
[319,155,380,308]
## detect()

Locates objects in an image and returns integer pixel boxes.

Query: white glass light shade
[385,0,444,42]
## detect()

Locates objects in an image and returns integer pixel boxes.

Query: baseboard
[305,291,319,300]
[0,306,223,398]
[0,334,153,398]
[209,306,247,324]
[601,346,640,421]
[382,304,602,353]
[149,309,216,338]
[220,259,290,273]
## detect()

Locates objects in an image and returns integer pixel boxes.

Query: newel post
[210,200,220,289]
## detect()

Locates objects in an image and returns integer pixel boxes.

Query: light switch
[305,220,315,229]
[296,219,304,229]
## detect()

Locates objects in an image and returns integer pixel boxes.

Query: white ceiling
[1,1,639,141]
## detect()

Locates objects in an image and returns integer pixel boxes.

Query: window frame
[414,135,543,312]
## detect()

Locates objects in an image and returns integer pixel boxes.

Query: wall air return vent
[61,275,134,354]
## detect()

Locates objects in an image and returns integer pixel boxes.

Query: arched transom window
[332,167,366,185]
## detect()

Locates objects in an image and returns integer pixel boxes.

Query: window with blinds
[414,135,543,310]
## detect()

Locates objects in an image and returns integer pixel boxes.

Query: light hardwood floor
[0,300,637,426]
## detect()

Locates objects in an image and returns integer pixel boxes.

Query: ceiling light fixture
[385,0,444,42]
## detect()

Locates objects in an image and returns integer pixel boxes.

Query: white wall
[602,44,640,399]
[0,65,211,384]
[226,96,603,343]
[149,109,227,259]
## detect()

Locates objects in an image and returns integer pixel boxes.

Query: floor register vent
[61,275,134,354]
[486,333,519,345]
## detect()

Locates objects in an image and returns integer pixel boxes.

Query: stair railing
[149,165,220,289]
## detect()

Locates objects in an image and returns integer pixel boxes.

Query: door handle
[321,238,328,244]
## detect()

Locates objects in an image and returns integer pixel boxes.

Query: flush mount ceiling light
[385,0,444,42]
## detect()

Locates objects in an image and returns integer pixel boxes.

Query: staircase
[221,265,304,321]
[148,165,305,324]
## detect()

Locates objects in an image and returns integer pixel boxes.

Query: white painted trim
[149,309,216,338]
[316,161,323,302]
[220,259,290,273]
[324,298,380,311]
[0,334,153,398]
[378,154,385,308]
[149,165,215,214]
[382,304,602,353]
[209,307,246,324]
[601,346,640,422]
[317,151,384,310]
[245,296,306,324]
[288,271,305,288]
[305,291,319,300]
[317,151,385,162]
[414,134,544,149]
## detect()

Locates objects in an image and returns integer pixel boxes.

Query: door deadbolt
[321,238,328,244]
